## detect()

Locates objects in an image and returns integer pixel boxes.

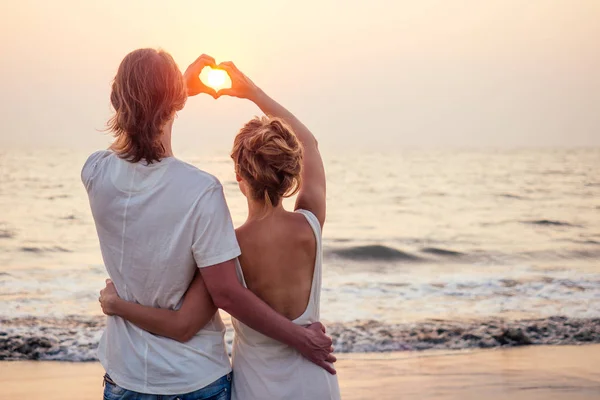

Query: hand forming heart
[183,54,219,98]
[184,55,260,101]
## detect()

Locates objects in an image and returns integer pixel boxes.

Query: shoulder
[170,159,223,190]
[294,212,320,240]
[234,223,252,245]
[294,209,322,234]
[167,160,229,212]
[81,150,115,190]
[82,149,113,171]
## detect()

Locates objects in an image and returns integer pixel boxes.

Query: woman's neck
[246,198,286,221]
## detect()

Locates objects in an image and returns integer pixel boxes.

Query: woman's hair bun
[231,116,303,207]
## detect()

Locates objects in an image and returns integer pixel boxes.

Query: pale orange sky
[1,0,599,152]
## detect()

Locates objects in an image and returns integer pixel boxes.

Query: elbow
[311,136,319,150]
[175,331,195,343]
[172,319,196,343]
[210,288,236,313]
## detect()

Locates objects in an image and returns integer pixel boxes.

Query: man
[82,48,335,399]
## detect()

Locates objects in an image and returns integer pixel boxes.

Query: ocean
[1,147,599,360]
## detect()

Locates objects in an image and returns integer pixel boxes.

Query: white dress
[231,209,341,400]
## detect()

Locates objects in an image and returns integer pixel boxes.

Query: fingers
[307,322,327,333]
[185,55,217,85]
[215,88,235,99]
[200,84,218,99]
[217,61,239,77]
[191,54,216,71]
[218,61,235,69]
[308,323,332,349]
[318,360,337,375]
[196,54,216,64]
[105,278,112,284]
[325,353,337,363]
[317,322,327,333]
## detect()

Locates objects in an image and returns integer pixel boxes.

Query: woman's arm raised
[217,62,327,228]
[99,272,216,342]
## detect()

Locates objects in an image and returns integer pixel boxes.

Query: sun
[207,69,226,87]
[200,67,230,90]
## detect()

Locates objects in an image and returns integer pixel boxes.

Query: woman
[100,62,341,399]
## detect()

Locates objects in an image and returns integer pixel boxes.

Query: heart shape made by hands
[200,66,231,91]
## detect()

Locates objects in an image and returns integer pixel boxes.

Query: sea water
[1,147,599,359]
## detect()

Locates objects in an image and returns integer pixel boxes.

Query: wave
[20,246,72,253]
[45,195,70,200]
[578,240,600,245]
[0,229,14,239]
[0,316,103,361]
[329,238,352,243]
[522,220,580,227]
[40,184,64,189]
[541,169,572,176]
[420,191,447,197]
[2,316,599,361]
[559,238,600,246]
[420,247,464,257]
[329,245,422,261]
[327,244,600,264]
[329,316,600,352]
[497,193,528,200]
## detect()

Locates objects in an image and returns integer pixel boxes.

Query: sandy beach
[1,344,599,400]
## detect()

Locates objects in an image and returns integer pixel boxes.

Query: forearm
[251,89,317,149]
[111,299,210,342]
[218,285,305,349]
[201,260,334,373]
[251,89,327,221]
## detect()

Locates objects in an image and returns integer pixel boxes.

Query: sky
[1,0,599,153]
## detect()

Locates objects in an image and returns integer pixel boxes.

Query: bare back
[231,208,339,400]
[235,210,317,321]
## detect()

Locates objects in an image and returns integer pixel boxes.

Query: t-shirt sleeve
[81,150,112,191]
[192,183,241,268]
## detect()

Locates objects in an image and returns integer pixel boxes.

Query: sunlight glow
[200,67,230,91]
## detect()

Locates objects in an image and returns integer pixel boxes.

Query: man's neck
[161,118,175,158]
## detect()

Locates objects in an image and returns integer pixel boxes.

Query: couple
[82,49,340,400]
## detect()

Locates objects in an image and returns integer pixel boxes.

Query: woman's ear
[237,176,248,198]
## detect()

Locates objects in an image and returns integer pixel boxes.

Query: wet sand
[1,345,599,399]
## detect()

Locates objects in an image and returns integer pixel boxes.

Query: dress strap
[295,209,323,321]
[234,258,248,288]
[294,209,322,242]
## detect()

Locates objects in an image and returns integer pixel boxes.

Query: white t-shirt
[82,150,240,395]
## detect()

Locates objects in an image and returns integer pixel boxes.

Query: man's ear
[235,173,242,183]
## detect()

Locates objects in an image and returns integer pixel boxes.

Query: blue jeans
[103,373,232,400]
